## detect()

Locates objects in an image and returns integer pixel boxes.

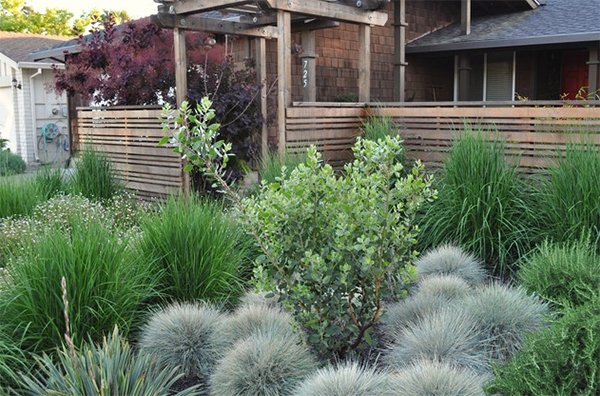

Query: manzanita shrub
[162,98,435,359]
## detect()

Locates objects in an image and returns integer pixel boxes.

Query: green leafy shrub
[419,131,533,275]
[0,220,156,355]
[417,275,472,300]
[139,302,225,384]
[245,137,434,358]
[384,308,488,373]
[463,283,548,361]
[393,360,488,396]
[486,299,600,396]
[20,328,200,396]
[259,150,308,185]
[136,196,251,304]
[415,245,487,286]
[518,239,600,309]
[162,99,434,358]
[71,148,120,201]
[0,176,41,219]
[213,304,295,350]
[535,143,600,242]
[294,362,395,396]
[210,332,315,396]
[0,150,26,176]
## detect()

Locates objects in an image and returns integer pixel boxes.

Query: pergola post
[588,42,600,98]
[277,10,291,155]
[256,37,269,158]
[174,25,190,194]
[301,30,317,102]
[358,24,371,102]
[393,0,406,102]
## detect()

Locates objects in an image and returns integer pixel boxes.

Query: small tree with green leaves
[161,99,435,359]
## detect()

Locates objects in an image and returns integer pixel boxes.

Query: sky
[27,0,158,19]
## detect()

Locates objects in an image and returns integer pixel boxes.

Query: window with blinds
[485,52,514,101]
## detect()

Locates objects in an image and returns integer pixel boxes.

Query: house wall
[0,57,17,153]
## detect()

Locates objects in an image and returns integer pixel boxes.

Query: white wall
[0,58,17,153]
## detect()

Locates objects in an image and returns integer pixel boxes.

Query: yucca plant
[393,360,488,396]
[210,332,315,396]
[293,362,395,396]
[535,142,600,242]
[0,219,156,355]
[136,196,252,304]
[418,130,533,276]
[518,238,600,309]
[463,283,548,361]
[384,308,488,374]
[71,148,120,201]
[20,328,200,396]
[138,302,225,383]
[415,245,487,286]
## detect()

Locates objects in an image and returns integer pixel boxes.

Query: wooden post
[174,26,190,194]
[277,10,291,155]
[393,0,406,101]
[461,0,471,35]
[300,30,317,102]
[588,42,600,98]
[256,37,269,158]
[358,24,371,103]
[458,54,471,101]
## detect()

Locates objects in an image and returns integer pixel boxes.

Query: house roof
[0,31,72,63]
[407,0,600,53]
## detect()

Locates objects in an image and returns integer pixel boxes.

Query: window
[455,51,516,101]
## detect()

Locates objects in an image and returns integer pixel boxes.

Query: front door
[561,50,589,99]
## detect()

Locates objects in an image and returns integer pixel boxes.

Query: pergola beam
[261,0,387,25]
[172,0,255,15]
[153,13,278,38]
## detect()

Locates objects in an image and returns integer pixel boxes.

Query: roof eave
[406,32,600,54]
[29,44,80,62]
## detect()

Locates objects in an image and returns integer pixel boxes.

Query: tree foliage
[0,0,130,35]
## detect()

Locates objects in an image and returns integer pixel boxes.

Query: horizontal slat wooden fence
[76,106,183,199]
[287,101,600,171]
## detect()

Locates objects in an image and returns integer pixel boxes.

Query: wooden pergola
[153,0,400,156]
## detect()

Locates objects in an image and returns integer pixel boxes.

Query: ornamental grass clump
[535,142,600,242]
[415,245,487,286]
[20,328,200,396]
[385,308,488,374]
[259,150,308,185]
[162,99,435,359]
[138,302,225,383]
[463,283,548,361]
[0,219,156,355]
[486,298,600,396]
[417,275,472,300]
[212,304,295,350]
[418,130,533,276]
[518,239,600,309]
[293,362,395,396]
[393,360,488,396]
[0,326,27,389]
[71,148,121,201]
[136,196,252,304]
[0,176,42,219]
[210,332,315,396]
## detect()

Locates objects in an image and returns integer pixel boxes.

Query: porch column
[277,10,291,155]
[393,0,407,101]
[358,24,371,102]
[301,31,317,102]
[588,42,600,98]
[461,0,471,35]
[458,54,471,101]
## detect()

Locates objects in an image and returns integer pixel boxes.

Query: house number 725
[302,60,309,88]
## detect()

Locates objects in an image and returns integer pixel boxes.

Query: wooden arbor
[153,0,389,154]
